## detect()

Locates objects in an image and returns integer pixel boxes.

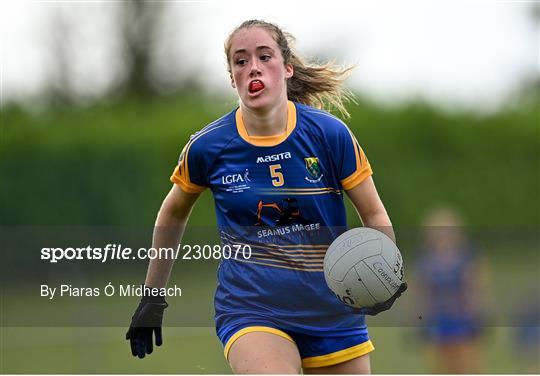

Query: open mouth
[248,80,265,94]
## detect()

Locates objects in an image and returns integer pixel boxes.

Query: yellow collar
[236,101,297,147]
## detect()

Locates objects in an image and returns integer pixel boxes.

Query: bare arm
[346,176,395,243]
[144,184,200,288]
[346,176,407,314]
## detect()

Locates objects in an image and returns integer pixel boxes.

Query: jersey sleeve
[170,134,208,194]
[329,123,373,190]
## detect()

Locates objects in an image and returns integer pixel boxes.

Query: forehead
[230,27,278,53]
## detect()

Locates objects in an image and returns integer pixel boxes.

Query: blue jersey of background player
[127,19,406,374]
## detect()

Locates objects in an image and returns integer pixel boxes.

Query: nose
[249,60,261,76]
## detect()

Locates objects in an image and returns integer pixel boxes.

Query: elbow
[361,209,392,228]
[155,200,191,227]
[156,205,189,226]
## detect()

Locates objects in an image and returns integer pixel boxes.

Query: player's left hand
[126,294,168,359]
[354,282,407,316]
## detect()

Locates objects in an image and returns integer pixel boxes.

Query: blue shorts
[218,323,374,368]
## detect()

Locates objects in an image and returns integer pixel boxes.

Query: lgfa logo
[222,169,251,185]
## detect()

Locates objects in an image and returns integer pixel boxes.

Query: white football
[324,227,404,308]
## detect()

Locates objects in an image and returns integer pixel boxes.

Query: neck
[240,100,288,137]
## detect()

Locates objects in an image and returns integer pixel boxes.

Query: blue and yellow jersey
[418,247,483,341]
[171,101,372,338]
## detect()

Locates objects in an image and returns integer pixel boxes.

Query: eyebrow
[233,45,274,55]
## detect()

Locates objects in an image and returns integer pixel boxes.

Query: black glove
[126,292,168,359]
[354,282,407,316]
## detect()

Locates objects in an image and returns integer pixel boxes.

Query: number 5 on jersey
[269,164,284,187]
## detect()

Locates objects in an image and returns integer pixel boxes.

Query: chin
[242,93,281,112]
[243,95,270,111]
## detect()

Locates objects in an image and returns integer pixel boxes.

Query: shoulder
[183,109,237,156]
[294,102,352,139]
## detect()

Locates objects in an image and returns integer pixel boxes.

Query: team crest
[304,157,323,183]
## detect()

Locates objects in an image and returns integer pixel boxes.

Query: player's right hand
[126,293,168,359]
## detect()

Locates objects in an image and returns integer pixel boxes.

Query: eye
[260,55,271,62]
[235,58,248,66]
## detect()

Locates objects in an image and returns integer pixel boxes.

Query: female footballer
[126,20,406,374]
[417,206,489,373]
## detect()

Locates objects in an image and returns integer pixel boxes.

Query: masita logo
[256,152,292,163]
[222,169,251,185]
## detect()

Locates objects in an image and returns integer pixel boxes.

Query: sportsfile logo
[256,151,291,163]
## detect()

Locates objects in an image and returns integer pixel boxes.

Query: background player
[127,19,405,374]
[416,206,490,373]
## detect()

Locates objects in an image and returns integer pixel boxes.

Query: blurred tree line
[1,92,538,226]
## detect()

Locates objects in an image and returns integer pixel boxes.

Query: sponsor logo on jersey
[304,157,323,183]
[221,169,251,193]
[255,198,305,226]
[254,197,321,237]
[256,152,292,163]
[222,169,251,184]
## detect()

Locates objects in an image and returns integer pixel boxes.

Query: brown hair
[224,20,356,118]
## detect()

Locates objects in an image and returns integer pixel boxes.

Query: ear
[285,63,294,79]
[230,73,236,88]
